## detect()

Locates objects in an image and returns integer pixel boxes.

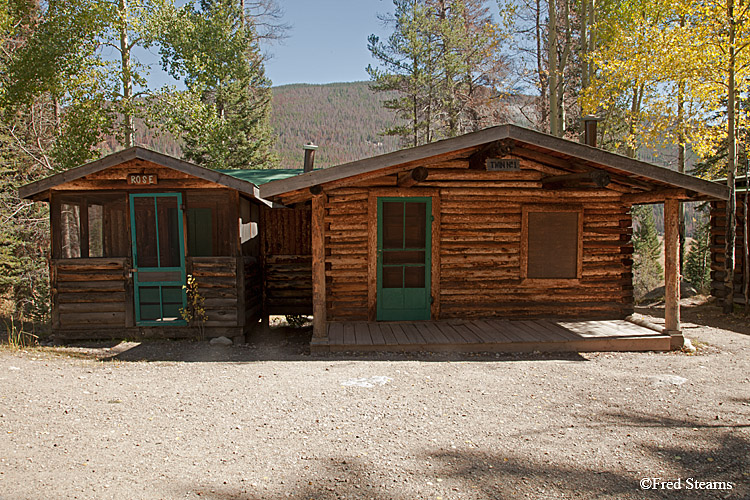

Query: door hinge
[430,295,434,304]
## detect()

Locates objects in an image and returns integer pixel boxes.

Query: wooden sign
[486,158,520,172]
[128,173,158,185]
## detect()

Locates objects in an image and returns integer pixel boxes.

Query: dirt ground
[0,300,748,500]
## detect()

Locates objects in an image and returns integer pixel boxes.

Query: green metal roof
[218,168,304,186]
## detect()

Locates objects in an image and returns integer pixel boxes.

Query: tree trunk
[724,0,737,313]
[535,0,548,128]
[119,0,134,148]
[548,0,559,136]
[677,78,686,267]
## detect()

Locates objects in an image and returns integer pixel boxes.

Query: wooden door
[129,193,186,325]
[377,197,432,320]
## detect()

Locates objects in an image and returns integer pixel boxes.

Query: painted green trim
[129,193,187,326]
[376,197,432,321]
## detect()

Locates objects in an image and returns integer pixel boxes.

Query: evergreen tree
[632,204,664,301]
[367,0,509,146]
[157,0,277,169]
[684,205,712,294]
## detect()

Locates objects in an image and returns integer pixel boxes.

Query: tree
[367,0,438,147]
[0,1,53,322]
[632,204,664,301]
[156,0,277,169]
[368,0,510,146]
[1,0,173,169]
[684,205,712,293]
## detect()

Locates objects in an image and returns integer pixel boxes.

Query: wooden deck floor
[323,318,671,353]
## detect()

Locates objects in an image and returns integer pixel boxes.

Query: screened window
[54,194,128,259]
[60,203,82,258]
[523,208,581,280]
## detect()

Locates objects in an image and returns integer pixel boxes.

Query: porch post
[311,194,328,351]
[664,198,683,349]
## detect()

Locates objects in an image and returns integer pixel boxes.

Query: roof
[18,147,299,202]
[218,168,304,185]
[258,124,729,202]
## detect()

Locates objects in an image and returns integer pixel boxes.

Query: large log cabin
[20,125,729,351]
[257,125,728,352]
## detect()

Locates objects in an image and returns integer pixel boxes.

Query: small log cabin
[257,124,728,352]
[18,148,304,342]
[710,176,749,308]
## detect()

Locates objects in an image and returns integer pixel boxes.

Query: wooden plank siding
[323,156,634,322]
[710,198,748,304]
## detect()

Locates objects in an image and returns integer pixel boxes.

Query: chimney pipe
[582,115,600,148]
[303,142,318,173]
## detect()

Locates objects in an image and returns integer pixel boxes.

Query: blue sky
[139,0,394,88]
[264,0,394,86]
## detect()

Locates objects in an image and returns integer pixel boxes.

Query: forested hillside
[270,82,400,169]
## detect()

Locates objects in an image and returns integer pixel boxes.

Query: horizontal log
[58,302,126,313]
[59,311,126,325]
[56,261,127,272]
[57,272,125,282]
[57,281,126,292]
[58,292,127,303]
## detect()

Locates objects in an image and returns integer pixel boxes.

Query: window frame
[520,204,584,284]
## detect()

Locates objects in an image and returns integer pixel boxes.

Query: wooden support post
[311,194,328,351]
[664,198,683,349]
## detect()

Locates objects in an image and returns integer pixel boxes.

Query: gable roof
[259,124,729,201]
[18,147,299,201]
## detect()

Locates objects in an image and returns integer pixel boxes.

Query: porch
[318,318,672,353]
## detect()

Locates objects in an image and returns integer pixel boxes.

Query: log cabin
[18,147,305,342]
[257,124,729,352]
[710,176,749,309]
[20,124,729,351]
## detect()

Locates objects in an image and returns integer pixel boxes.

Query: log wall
[710,198,749,304]
[260,207,313,314]
[322,158,634,321]
[52,258,130,330]
[188,257,242,329]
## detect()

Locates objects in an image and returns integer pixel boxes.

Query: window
[522,206,582,280]
[55,195,127,259]
[60,203,81,258]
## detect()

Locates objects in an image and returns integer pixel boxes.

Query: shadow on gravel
[169,451,638,500]
[43,325,588,363]
[636,299,750,337]
[169,411,749,500]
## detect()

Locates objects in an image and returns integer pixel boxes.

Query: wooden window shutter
[525,211,580,279]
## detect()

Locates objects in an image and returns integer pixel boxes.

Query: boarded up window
[187,208,214,256]
[526,211,579,279]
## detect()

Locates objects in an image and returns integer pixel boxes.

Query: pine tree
[684,206,712,294]
[367,0,509,146]
[632,204,664,301]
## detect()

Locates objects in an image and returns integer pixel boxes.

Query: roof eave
[18,147,264,201]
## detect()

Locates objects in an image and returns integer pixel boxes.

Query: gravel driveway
[1,303,748,500]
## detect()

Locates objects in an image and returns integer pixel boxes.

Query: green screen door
[377,197,431,321]
[129,193,186,325]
